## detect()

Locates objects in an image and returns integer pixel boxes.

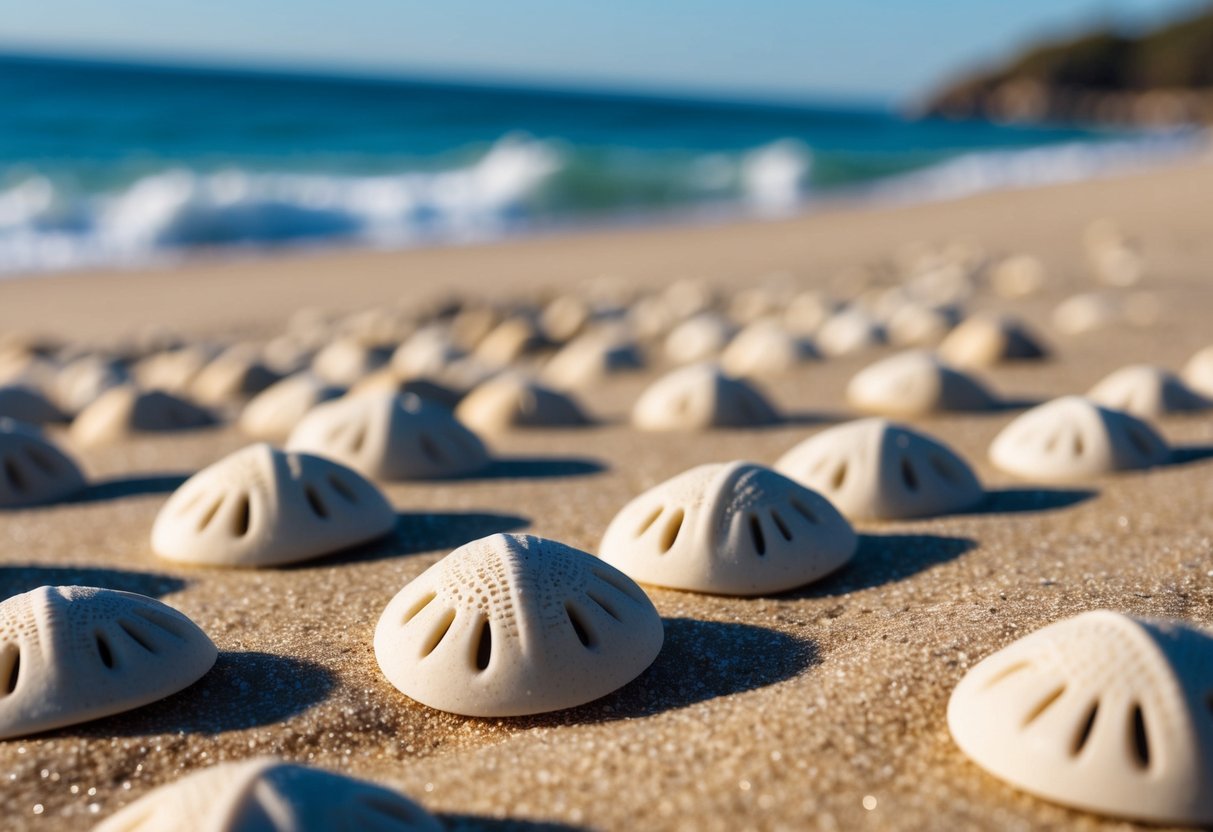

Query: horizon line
[0,42,899,114]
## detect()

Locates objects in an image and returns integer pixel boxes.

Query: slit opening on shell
[983,660,1030,689]
[327,474,358,503]
[421,608,456,657]
[130,607,188,641]
[474,618,492,671]
[419,434,445,465]
[1130,702,1150,769]
[3,458,26,493]
[197,494,225,532]
[586,590,622,621]
[635,505,663,538]
[770,508,792,541]
[23,446,57,475]
[232,494,251,537]
[749,514,766,555]
[565,602,596,648]
[900,456,919,491]
[1072,699,1099,755]
[1126,427,1153,457]
[349,424,367,454]
[95,631,115,669]
[304,485,328,519]
[1072,433,1085,457]
[358,793,426,824]
[659,508,684,553]
[591,568,645,604]
[789,498,818,524]
[831,461,848,490]
[0,644,19,695]
[929,453,961,484]
[1022,683,1066,726]
[402,592,437,624]
[117,618,157,653]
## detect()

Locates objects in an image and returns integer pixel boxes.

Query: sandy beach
[3,153,1213,831]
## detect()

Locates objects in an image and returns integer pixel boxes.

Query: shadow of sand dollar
[972,487,1096,515]
[299,511,531,567]
[73,472,191,503]
[795,534,977,598]
[72,651,336,737]
[468,456,607,480]
[0,565,186,600]
[1169,445,1213,467]
[443,816,589,832]
[511,618,817,727]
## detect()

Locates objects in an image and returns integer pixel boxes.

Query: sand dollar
[846,351,998,417]
[0,419,86,508]
[631,364,779,430]
[375,533,663,717]
[1087,364,1210,418]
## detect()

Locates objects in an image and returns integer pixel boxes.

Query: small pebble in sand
[599,461,856,595]
[374,533,663,716]
[948,610,1213,825]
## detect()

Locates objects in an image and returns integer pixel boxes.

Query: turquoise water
[0,53,1196,273]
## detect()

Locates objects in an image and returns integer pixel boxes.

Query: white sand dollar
[720,321,814,377]
[542,327,644,389]
[948,610,1213,825]
[238,373,344,441]
[455,374,589,433]
[473,316,545,366]
[95,757,441,832]
[152,443,396,567]
[988,253,1046,298]
[1087,364,1211,418]
[71,386,215,447]
[0,384,66,425]
[989,396,1169,481]
[664,313,734,365]
[1052,292,1124,335]
[937,314,1049,368]
[816,307,884,356]
[191,345,281,405]
[599,462,856,595]
[885,302,955,347]
[0,419,86,508]
[774,419,984,520]
[1183,345,1213,397]
[375,533,663,717]
[133,344,217,393]
[310,337,390,387]
[632,364,779,431]
[54,355,128,414]
[287,391,489,480]
[0,586,216,739]
[846,351,998,416]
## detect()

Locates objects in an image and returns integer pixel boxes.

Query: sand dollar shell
[0,384,66,425]
[775,419,984,520]
[375,533,663,717]
[0,420,86,508]
[989,396,1169,481]
[455,374,589,433]
[948,610,1213,824]
[631,364,779,431]
[937,313,1049,368]
[0,586,216,739]
[310,338,391,387]
[720,321,815,378]
[664,313,734,365]
[95,757,441,832]
[1087,364,1210,418]
[152,443,395,568]
[1182,345,1213,398]
[191,345,281,405]
[287,391,489,480]
[846,351,998,417]
[600,462,856,595]
[816,307,884,357]
[541,327,644,390]
[71,386,215,447]
[238,373,344,442]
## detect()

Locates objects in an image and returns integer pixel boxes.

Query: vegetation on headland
[917,5,1213,126]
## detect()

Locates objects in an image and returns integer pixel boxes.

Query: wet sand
[2,153,1213,831]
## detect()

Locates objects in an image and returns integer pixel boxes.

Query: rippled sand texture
[1,154,1212,831]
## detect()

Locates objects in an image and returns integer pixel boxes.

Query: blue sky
[1,0,1206,103]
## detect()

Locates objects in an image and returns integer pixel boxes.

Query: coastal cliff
[917,7,1213,126]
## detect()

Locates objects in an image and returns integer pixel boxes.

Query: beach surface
[2,154,1213,831]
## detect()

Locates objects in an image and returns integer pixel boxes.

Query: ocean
[0,53,1200,275]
